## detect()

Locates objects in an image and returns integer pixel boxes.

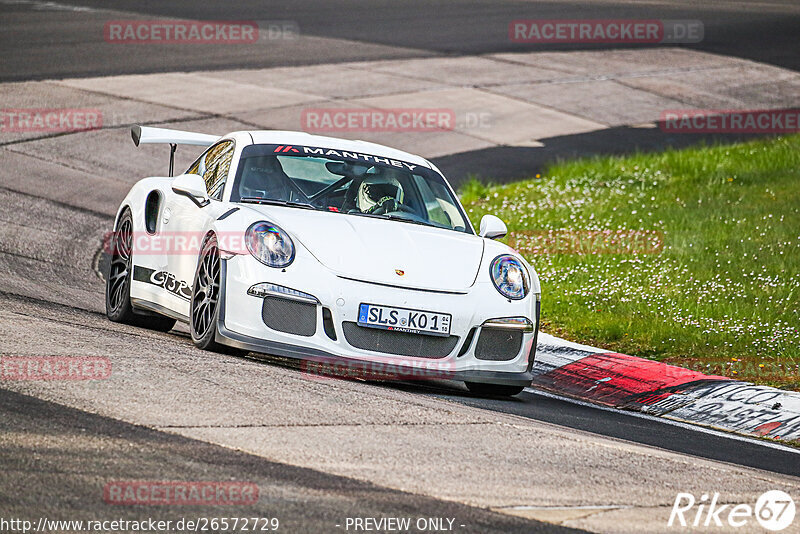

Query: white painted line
[526,387,800,455]
[0,0,94,12]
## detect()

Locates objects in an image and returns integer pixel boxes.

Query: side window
[185,141,235,200]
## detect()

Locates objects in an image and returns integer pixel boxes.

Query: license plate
[358,303,451,337]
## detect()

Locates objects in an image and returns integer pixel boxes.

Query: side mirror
[479,214,507,239]
[172,173,210,207]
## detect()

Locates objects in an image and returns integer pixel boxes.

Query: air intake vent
[457,327,477,357]
[322,307,337,340]
[474,328,523,361]
[342,322,458,359]
[262,296,317,337]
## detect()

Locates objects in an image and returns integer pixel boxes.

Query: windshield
[230,144,472,234]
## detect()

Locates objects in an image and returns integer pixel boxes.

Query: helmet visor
[363,181,399,202]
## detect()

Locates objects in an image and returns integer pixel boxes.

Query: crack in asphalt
[0,290,98,312]
[0,310,165,342]
[0,247,57,264]
[0,184,114,220]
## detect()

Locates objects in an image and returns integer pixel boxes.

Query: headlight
[490,255,530,300]
[245,221,295,268]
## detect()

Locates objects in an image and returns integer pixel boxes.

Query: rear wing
[131,125,219,176]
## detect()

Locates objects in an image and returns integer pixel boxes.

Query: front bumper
[216,255,540,387]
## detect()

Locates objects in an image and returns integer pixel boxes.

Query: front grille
[474,328,523,361]
[262,296,317,336]
[342,322,459,359]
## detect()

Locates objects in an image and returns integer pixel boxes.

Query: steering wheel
[369,198,414,216]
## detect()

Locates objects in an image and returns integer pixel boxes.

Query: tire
[190,235,229,352]
[105,209,176,332]
[465,382,525,397]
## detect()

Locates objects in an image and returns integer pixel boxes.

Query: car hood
[255,207,484,292]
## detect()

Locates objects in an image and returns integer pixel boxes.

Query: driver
[357,168,405,214]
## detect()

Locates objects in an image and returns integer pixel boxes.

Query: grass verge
[460,135,800,389]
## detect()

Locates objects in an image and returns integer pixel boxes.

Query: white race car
[106,125,541,396]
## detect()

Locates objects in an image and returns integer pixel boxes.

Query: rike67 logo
[669,491,795,531]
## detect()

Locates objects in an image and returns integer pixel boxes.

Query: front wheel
[190,235,228,352]
[465,382,525,397]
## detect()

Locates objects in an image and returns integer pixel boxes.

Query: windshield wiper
[239,197,317,210]
[383,214,443,229]
[349,211,442,229]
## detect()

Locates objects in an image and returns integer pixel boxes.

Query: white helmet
[357,169,404,212]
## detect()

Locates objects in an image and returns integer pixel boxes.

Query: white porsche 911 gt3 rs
[106,125,541,396]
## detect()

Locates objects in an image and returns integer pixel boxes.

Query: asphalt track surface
[2,0,800,80]
[2,1,800,532]
[434,386,800,478]
[0,388,575,533]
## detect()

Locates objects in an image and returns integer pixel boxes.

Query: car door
[162,140,235,313]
